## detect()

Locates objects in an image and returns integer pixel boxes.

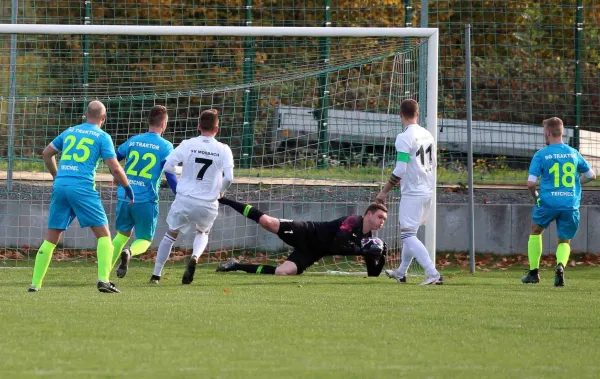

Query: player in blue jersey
[522,117,596,286]
[28,101,134,294]
[110,105,178,278]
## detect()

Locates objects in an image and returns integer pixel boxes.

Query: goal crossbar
[0,24,437,38]
[0,24,439,261]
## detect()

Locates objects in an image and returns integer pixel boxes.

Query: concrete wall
[1,200,599,254]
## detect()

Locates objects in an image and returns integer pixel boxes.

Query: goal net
[0,25,438,275]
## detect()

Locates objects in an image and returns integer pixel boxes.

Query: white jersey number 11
[416,144,433,171]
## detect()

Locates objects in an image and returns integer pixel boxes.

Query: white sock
[153,233,176,277]
[402,235,438,277]
[192,232,209,259]
[397,244,413,277]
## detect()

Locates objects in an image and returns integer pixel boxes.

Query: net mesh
[0,31,429,275]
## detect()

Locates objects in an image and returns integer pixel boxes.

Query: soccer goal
[0,25,438,275]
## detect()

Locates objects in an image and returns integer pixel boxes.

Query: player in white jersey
[375,99,442,285]
[151,109,234,284]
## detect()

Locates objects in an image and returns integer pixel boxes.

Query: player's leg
[522,222,544,284]
[219,197,280,233]
[399,196,441,285]
[523,205,554,284]
[182,202,218,284]
[72,187,119,293]
[89,225,120,293]
[116,203,158,278]
[29,228,64,292]
[152,199,186,283]
[29,187,74,292]
[112,201,134,270]
[385,246,410,283]
[216,256,299,275]
[151,229,178,283]
[553,209,579,287]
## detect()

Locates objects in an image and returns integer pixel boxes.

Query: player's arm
[330,216,362,255]
[376,135,410,204]
[160,143,178,195]
[527,152,542,204]
[163,141,186,175]
[42,144,60,179]
[115,143,127,161]
[220,145,235,198]
[576,152,596,185]
[364,242,387,277]
[43,132,67,179]
[164,171,178,195]
[102,134,134,202]
[580,169,596,185]
[105,158,133,201]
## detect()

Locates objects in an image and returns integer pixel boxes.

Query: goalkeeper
[216,198,388,276]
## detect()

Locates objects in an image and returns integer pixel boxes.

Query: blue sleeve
[51,131,66,151]
[164,172,178,195]
[577,152,591,173]
[100,133,117,160]
[528,152,543,177]
[116,141,128,161]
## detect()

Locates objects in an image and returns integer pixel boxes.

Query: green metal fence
[2,1,600,185]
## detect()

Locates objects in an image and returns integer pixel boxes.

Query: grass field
[1,265,600,378]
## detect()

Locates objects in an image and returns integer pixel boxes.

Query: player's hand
[219,192,224,199]
[375,191,387,205]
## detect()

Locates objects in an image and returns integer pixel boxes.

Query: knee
[530,223,544,235]
[275,264,297,276]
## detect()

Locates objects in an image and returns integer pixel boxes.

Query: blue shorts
[115,201,159,241]
[48,185,108,229]
[532,206,580,240]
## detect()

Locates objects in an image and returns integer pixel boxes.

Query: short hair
[86,101,106,119]
[148,105,168,127]
[543,117,564,138]
[400,99,419,119]
[364,203,388,216]
[199,109,219,132]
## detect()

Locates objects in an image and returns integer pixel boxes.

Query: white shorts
[166,195,218,234]
[399,196,432,231]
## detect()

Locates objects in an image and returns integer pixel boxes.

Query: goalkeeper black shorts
[276,220,324,274]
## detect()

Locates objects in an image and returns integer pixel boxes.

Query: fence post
[317,0,331,169]
[82,0,91,109]
[418,0,428,126]
[7,0,18,192]
[241,0,255,168]
[573,0,582,151]
[465,24,476,274]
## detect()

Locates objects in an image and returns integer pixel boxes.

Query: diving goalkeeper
[216,198,388,276]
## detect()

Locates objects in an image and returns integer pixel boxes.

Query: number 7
[195,158,213,180]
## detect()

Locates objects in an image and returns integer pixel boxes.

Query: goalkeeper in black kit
[216,197,389,276]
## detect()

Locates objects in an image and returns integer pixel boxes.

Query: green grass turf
[1,266,600,379]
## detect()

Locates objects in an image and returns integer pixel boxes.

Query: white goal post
[0,24,439,262]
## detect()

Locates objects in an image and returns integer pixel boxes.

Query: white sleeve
[392,161,408,178]
[223,144,234,168]
[394,134,412,155]
[219,144,234,193]
[583,168,596,179]
[164,140,186,174]
[220,166,234,193]
[527,174,538,183]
